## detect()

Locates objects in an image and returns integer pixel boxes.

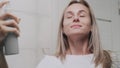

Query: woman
[36,0,115,68]
[0,0,20,68]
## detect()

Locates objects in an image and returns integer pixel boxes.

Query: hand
[0,0,20,43]
[0,0,9,8]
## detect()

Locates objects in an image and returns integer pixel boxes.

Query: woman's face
[63,3,91,37]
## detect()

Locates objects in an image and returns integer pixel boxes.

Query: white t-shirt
[36,54,102,68]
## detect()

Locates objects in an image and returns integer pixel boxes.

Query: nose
[73,16,80,22]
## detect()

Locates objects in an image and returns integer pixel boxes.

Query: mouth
[71,24,82,28]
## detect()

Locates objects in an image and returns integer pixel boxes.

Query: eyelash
[66,14,85,19]
[80,15,85,17]
[66,16,72,19]
[80,14,85,17]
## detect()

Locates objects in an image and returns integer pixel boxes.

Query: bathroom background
[3,0,120,68]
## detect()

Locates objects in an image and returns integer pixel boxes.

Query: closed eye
[79,13,85,17]
[65,11,73,19]
[67,16,73,19]
[80,15,85,17]
[78,10,88,17]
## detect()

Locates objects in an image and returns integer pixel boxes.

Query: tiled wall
[4,0,120,68]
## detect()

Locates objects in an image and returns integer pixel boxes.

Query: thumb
[0,0,9,8]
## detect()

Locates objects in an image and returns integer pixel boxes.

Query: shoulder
[110,51,120,68]
[102,50,120,68]
[36,55,62,68]
[104,50,120,68]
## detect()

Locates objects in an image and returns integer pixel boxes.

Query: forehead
[65,3,89,13]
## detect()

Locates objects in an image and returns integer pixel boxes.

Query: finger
[0,0,9,8]
[0,20,19,31]
[4,20,20,31]
[0,25,7,37]
[1,25,20,37]
[0,19,20,35]
[0,13,20,23]
[0,25,9,38]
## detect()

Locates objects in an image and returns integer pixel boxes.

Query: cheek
[63,18,72,25]
[63,21,72,35]
[83,22,92,33]
[63,22,69,33]
[81,18,92,33]
[83,17,91,29]
[85,24,92,32]
[85,20,91,28]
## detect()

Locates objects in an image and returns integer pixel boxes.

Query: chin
[68,31,89,36]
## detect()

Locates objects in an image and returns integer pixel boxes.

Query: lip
[71,24,82,28]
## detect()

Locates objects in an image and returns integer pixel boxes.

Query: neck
[67,35,90,55]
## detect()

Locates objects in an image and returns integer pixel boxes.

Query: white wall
[4,0,120,68]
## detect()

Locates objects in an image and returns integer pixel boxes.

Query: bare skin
[63,4,91,55]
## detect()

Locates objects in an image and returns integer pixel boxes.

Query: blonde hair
[55,0,112,68]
